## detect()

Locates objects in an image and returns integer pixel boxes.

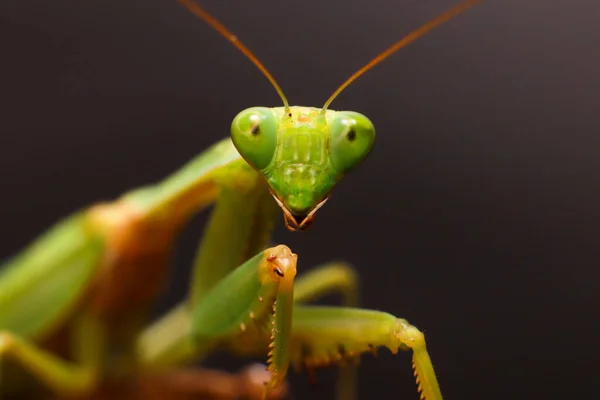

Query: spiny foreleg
[288,307,442,400]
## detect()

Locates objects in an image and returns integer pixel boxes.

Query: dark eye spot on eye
[251,124,260,135]
[288,113,292,117]
[347,129,356,141]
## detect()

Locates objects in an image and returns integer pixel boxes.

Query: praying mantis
[0,0,482,398]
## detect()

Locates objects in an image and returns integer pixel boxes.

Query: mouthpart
[270,192,329,232]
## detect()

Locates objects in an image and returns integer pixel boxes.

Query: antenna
[178,0,290,111]
[321,0,482,113]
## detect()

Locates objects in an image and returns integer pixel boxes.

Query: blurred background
[1,0,599,399]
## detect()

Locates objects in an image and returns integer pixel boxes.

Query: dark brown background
[1,0,599,399]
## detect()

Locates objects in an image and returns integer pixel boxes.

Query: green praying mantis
[0,0,482,398]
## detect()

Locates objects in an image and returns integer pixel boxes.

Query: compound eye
[328,111,375,173]
[231,107,278,170]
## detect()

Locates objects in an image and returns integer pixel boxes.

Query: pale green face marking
[231,106,375,230]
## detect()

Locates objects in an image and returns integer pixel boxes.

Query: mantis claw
[283,307,443,400]
[395,322,443,400]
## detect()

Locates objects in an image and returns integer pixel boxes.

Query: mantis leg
[293,262,360,400]
[292,262,437,400]
[0,312,104,397]
[189,245,298,399]
[0,214,108,396]
[139,260,361,399]
[136,165,279,368]
[191,249,442,400]
[289,306,443,400]
[138,246,296,400]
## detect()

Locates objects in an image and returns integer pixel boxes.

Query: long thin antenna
[321,0,482,113]
[178,0,290,111]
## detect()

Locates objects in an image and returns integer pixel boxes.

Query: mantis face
[231,106,375,231]
[181,0,480,231]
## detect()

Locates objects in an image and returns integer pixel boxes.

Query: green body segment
[283,306,402,371]
[135,150,279,368]
[287,307,442,400]
[191,244,297,392]
[123,137,243,214]
[0,139,245,343]
[0,213,103,340]
[189,169,277,303]
[268,274,295,388]
[0,136,263,397]
[191,250,273,340]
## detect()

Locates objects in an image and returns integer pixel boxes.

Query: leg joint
[394,319,426,350]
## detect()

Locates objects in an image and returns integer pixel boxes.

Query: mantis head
[179,0,481,231]
[231,106,375,231]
